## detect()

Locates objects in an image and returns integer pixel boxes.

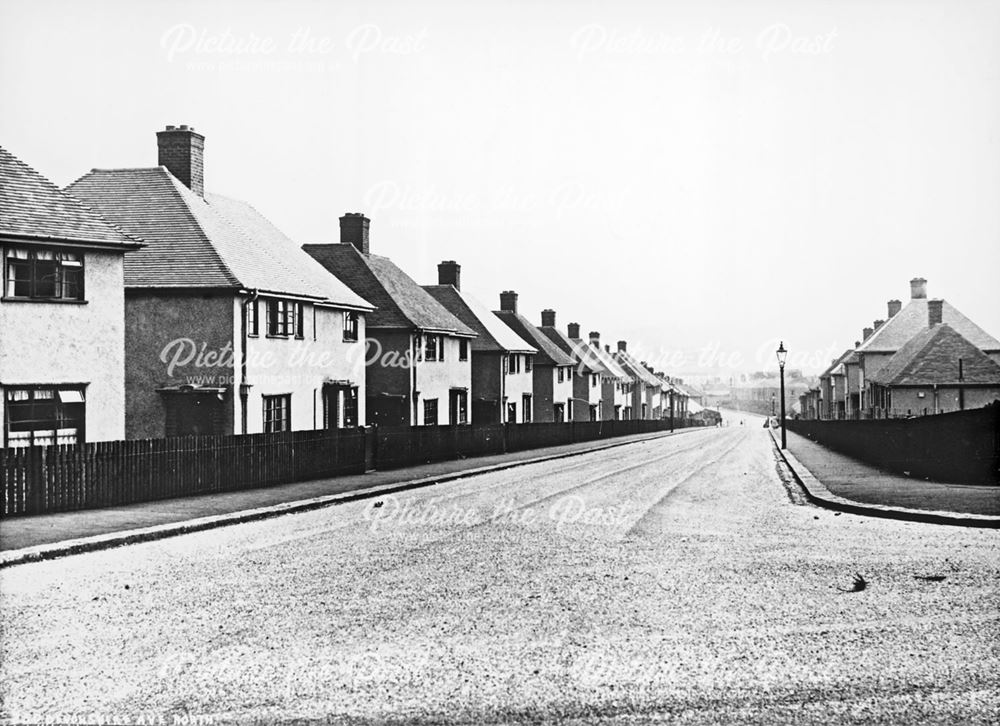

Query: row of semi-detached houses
[799,277,1000,420]
[0,126,690,447]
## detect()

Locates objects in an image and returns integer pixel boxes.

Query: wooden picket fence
[2,429,366,516]
[1,418,702,517]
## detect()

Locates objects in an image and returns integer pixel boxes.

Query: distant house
[818,350,852,420]
[423,261,536,423]
[494,292,576,422]
[304,217,476,427]
[867,324,1000,417]
[613,341,663,419]
[854,278,1000,417]
[578,332,632,420]
[1,146,142,446]
[68,126,374,439]
[538,314,601,421]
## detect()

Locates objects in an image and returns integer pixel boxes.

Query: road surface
[1,423,997,725]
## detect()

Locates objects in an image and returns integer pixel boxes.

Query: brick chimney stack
[589,331,600,348]
[437,260,460,290]
[863,327,874,341]
[928,298,943,326]
[887,299,902,318]
[910,277,928,299]
[340,213,370,254]
[499,291,518,313]
[541,309,556,327]
[567,322,581,339]
[873,319,885,331]
[156,125,205,196]
[617,340,627,352]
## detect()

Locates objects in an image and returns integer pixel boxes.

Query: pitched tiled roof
[66,167,371,307]
[493,311,576,367]
[869,324,1000,386]
[0,146,140,248]
[303,244,475,335]
[614,351,664,387]
[819,349,854,378]
[858,298,1000,353]
[539,326,598,373]
[424,285,535,353]
[576,340,630,380]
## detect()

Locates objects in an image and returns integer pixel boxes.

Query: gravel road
[1,423,997,725]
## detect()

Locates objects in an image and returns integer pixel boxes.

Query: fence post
[27,445,44,515]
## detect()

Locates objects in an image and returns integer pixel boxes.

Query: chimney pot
[499,290,518,314]
[567,322,581,339]
[541,309,556,327]
[887,299,902,318]
[910,277,928,299]
[928,298,943,326]
[156,124,205,196]
[339,213,370,254]
[617,340,627,352]
[437,260,461,290]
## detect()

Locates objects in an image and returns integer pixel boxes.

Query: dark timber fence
[2,419,703,517]
[786,404,1000,485]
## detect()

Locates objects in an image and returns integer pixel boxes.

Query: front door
[165,393,221,437]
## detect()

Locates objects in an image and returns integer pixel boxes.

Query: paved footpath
[0,429,696,553]
[784,429,1000,516]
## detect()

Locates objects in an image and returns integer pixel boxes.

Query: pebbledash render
[66,126,374,439]
[0,146,142,447]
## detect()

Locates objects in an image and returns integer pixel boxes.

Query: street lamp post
[776,341,787,449]
[771,393,775,417]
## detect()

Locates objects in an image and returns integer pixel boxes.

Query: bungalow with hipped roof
[304,216,476,427]
[423,261,536,423]
[67,126,374,439]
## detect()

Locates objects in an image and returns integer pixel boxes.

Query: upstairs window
[591,373,598,388]
[246,298,259,336]
[458,339,469,361]
[294,302,304,339]
[266,299,300,337]
[424,334,444,362]
[525,355,532,372]
[343,311,359,342]
[4,247,84,301]
[508,353,520,374]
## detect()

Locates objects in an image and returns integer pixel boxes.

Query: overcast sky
[2,0,998,379]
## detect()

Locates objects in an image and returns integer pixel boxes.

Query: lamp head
[776,341,787,369]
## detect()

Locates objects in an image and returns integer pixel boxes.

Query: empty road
[1,422,998,725]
